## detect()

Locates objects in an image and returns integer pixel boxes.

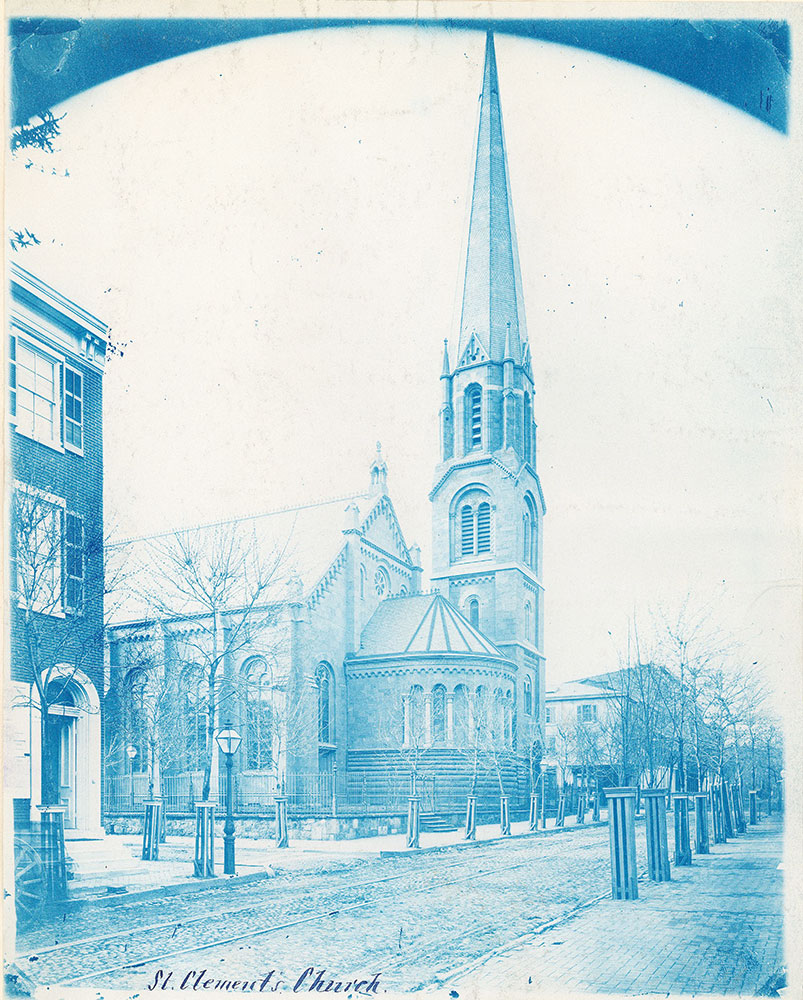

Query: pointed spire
[456,32,529,368]
[441,339,451,377]
[369,441,388,496]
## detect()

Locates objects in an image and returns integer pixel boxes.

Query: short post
[464,795,476,841]
[733,784,747,834]
[604,787,638,900]
[274,795,289,848]
[528,792,538,832]
[37,805,68,902]
[576,791,586,824]
[592,785,601,822]
[749,789,758,825]
[500,796,511,836]
[193,802,215,878]
[643,788,671,882]
[142,800,162,861]
[694,794,710,854]
[711,783,726,844]
[555,793,566,828]
[673,793,692,866]
[722,781,736,838]
[406,795,421,849]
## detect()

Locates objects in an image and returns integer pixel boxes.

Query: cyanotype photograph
[4,4,802,998]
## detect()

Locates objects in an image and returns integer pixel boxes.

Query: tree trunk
[41,710,61,806]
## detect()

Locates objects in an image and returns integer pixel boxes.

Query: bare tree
[134,522,288,802]
[10,472,105,806]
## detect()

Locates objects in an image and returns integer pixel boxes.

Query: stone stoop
[64,835,145,893]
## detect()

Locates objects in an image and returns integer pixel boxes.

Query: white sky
[8,25,802,710]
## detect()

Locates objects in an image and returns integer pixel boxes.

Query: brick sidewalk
[448,815,784,997]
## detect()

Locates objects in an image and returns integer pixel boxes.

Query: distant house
[7,263,109,837]
[545,665,682,800]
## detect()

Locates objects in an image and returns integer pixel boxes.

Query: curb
[379,819,609,858]
[56,869,272,911]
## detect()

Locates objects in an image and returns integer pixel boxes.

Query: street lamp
[215,722,242,875]
[127,745,138,809]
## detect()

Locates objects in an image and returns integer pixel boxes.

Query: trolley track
[54,851,607,986]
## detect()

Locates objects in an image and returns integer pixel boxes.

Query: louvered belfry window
[476,502,491,553]
[461,505,474,555]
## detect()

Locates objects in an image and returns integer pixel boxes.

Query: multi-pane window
[545,706,553,724]
[432,685,446,743]
[64,513,84,611]
[10,335,87,451]
[243,658,273,769]
[15,494,61,612]
[577,703,597,723]
[15,341,58,446]
[64,368,83,449]
[374,566,389,598]
[317,662,335,745]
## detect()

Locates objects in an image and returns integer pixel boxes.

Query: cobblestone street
[12,814,785,997]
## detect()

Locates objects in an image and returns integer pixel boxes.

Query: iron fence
[104,771,437,818]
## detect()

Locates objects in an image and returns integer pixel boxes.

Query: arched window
[467,597,480,629]
[399,584,408,596]
[123,669,149,772]
[524,675,533,716]
[316,662,335,745]
[180,664,208,771]
[524,601,533,642]
[360,564,366,600]
[432,685,446,743]
[464,384,483,451]
[461,505,474,556]
[243,658,273,770]
[504,691,513,746]
[453,685,469,745]
[523,495,538,569]
[409,685,425,745]
[374,566,390,599]
[523,393,532,461]
[475,685,488,737]
[455,489,494,560]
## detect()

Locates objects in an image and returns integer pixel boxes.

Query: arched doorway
[32,666,102,834]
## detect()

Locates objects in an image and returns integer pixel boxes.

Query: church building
[105,33,546,823]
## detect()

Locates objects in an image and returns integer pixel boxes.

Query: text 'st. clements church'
[106,33,545,822]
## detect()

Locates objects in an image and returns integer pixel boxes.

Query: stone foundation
[105,813,406,841]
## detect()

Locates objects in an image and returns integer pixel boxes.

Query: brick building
[104,33,546,822]
[6,263,109,837]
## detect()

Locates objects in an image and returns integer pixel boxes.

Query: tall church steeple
[457,32,529,370]
[431,33,546,733]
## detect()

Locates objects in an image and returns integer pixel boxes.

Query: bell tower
[431,33,546,731]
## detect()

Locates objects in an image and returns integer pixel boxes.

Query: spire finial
[370,441,388,496]
[441,339,450,377]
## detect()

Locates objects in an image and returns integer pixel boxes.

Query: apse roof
[357,592,503,658]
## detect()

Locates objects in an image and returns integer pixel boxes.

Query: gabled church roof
[357,592,503,658]
[456,32,529,369]
[107,489,408,624]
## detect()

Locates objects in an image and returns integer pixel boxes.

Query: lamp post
[215,722,242,875]
[127,746,138,809]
